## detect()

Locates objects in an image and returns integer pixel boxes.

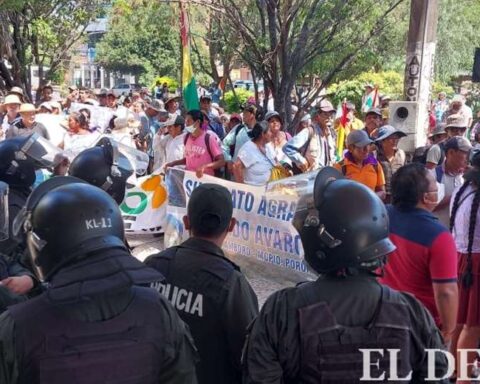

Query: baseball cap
[300,113,311,123]
[49,101,62,111]
[446,114,467,129]
[346,130,373,147]
[365,107,382,117]
[375,125,407,142]
[146,99,165,112]
[200,95,212,102]
[39,102,53,112]
[311,99,335,115]
[164,115,185,127]
[444,136,472,153]
[97,88,108,96]
[265,111,282,122]
[187,183,233,236]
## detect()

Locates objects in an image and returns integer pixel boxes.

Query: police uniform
[0,177,198,384]
[243,275,449,383]
[146,237,258,384]
[243,167,450,383]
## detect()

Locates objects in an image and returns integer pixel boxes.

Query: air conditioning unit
[389,101,427,153]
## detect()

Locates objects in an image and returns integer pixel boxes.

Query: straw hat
[19,103,36,113]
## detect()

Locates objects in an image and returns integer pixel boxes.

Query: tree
[202,0,406,130]
[96,0,181,85]
[0,0,107,98]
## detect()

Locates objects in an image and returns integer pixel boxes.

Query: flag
[180,2,199,111]
[336,100,348,160]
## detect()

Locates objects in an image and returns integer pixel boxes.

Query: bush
[327,71,404,111]
[223,88,254,113]
[151,76,179,93]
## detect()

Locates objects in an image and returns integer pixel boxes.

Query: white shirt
[165,132,186,164]
[431,167,464,227]
[63,131,100,158]
[237,140,275,186]
[451,184,480,253]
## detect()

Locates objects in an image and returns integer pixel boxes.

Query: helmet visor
[19,133,66,169]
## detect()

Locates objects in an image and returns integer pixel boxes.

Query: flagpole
[179,0,184,105]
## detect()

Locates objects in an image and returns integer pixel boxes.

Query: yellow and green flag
[180,2,199,111]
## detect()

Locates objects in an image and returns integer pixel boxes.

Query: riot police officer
[145,183,258,384]
[0,136,38,309]
[242,167,449,383]
[68,136,135,204]
[0,176,198,383]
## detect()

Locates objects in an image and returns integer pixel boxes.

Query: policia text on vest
[360,348,476,381]
[151,281,204,317]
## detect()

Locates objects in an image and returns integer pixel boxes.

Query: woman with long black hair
[450,149,480,382]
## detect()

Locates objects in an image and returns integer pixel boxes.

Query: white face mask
[185,124,196,134]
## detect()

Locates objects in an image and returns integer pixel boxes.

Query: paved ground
[128,233,308,307]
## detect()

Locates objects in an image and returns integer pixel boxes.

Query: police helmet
[22,176,125,280]
[0,136,37,188]
[69,137,133,204]
[294,167,395,274]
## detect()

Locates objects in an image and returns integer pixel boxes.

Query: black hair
[450,152,480,288]
[391,163,430,210]
[248,121,269,142]
[78,108,91,121]
[187,109,204,124]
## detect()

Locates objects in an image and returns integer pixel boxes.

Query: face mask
[185,124,196,134]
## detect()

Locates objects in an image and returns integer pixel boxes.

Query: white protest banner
[164,168,318,277]
[120,173,168,234]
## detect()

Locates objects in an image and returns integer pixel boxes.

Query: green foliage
[435,0,480,82]
[96,0,180,81]
[431,81,455,98]
[327,71,404,110]
[151,76,179,92]
[223,88,253,113]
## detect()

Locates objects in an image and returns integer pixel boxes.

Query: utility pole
[403,0,439,147]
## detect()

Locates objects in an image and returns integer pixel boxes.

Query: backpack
[412,142,445,165]
[434,165,444,183]
[229,123,246,157]
[291,126,314,175]
[338,159,379,176]
[184,132,224,178]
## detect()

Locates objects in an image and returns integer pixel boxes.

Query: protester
[363,107,383,138]
[38,102,52,114]
[361,83,376,113]
[450,149,480,381]
[265,111,291,166]
[7,86,26,103]
[165,96,180,116]
[164,109,224,178]
[433,136,472,227]
[233,121,277,185]
[154,115,186,171]
[425,115,466,170]
[434,91,450,122]
[334,101,364,140]
[243,167,449,383]
[0,94,22,140]
[35,84,54,107]
[283,99,336,173]
[200,95,224,139]
[6,103,49,140]
[0,177,198,383]
[222,104,258,174]
[334,130,386,200]
[381,163,458,338]
[146,183,258,384]
[110,117,136,148]
[49,101,62,116]
[60,111,98,151]
[375,125,407,202]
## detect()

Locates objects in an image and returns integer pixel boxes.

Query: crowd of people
[1,81,480,382]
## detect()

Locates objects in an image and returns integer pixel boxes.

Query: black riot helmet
[20,176,126,281]
[0,136,37,188]
[69,137,133,204]
[293,167,395,275]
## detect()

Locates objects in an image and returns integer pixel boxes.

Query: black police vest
[297,283,413,383]
[148,245,241,384]
[8,286,168,384]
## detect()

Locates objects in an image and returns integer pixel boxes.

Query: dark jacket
[0,248,198,384]
[145,237,259,384]
[243,274,449,383]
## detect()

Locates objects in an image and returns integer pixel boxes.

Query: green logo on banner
[120,191,148,215]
